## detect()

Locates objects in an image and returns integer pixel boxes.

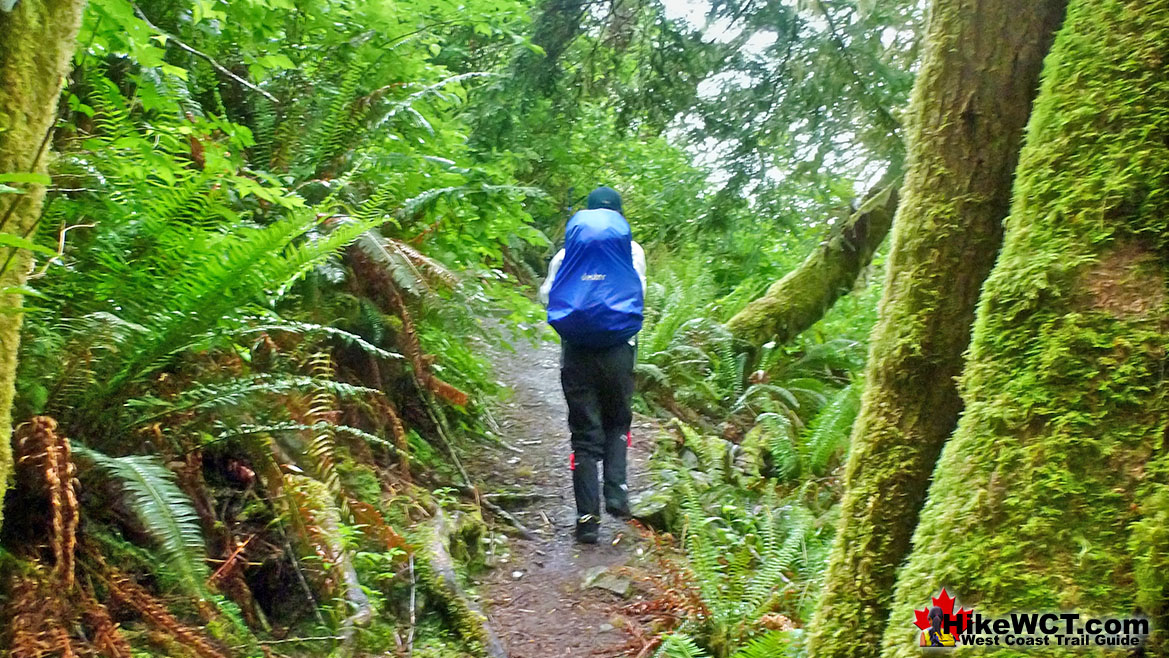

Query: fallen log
[417,507,509,658]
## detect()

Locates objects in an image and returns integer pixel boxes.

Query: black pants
[561,340,635,518]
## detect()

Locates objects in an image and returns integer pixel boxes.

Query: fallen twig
[406,553,416,657]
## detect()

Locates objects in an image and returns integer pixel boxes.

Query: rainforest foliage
[0,0,1165,657]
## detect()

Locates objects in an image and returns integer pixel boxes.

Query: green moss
[336,453,383,505]
[411,523,493,657]
[726,182,899,348]
[0,0,87,530]
[807,0,1068,655]
[804,0,1070,654]
[880,1,1169,656]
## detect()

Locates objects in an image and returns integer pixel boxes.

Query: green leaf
[0,233,57,256]
[0,172,51,185]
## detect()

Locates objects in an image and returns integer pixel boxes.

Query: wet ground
[466,328,659,658]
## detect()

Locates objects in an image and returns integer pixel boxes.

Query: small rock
[581,565,609,588]
[511,570,524,580]
[581,566,633,597]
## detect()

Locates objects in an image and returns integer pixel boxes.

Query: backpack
[547,209,644,348]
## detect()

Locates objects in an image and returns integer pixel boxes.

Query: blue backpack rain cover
[547,209,644,348]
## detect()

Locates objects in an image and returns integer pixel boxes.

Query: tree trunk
[725,176,900,347]
[807,0,1066,655]
[880,1,1169,655]
[0,0,88,529]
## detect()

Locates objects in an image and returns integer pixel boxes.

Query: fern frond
[302,352,341,494]
[755,413,799,481]
[802,381,861,475]
[730,630,798,658]
[678,474,727,618]
[656,633,710,658]
[213,422,405,457]
[75,446,209,598]
[745,501,800,617]
[733,384,801,416]
[125,374,380,428]
[228,314,403,361]
[351,229,456,297]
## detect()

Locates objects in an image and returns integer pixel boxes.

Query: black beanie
[586,186,623,214]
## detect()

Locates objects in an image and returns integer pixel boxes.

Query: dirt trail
[467,330,658,658]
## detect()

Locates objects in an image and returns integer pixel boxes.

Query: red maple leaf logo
[914,587,972,633]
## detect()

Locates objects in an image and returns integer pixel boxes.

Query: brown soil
[467,329,659,658]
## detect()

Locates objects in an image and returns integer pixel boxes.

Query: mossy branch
[726,179,900,348]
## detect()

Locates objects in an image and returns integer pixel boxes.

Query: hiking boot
[575,514,600,544]
[606,501,631,519]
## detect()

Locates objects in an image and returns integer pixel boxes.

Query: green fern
[743,503,788,616]
[125,374,380,428]
[212,421,406,459]
[755,412,799,481]
[679,475,728,620]
[74,446,210,598]
[657,633,710,658]
[298,60,370,174]
[801,381,862,476]
[228,313,404,362]
[730,630,800,658]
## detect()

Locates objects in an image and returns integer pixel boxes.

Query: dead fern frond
[106,572,227,658]
[305,351,341,494]
[7,572,55,658]
[51,626,76,658]
[82,591,133,658]
[348,500,409,552]
[374,396,411,477]
[14,416,79,591]
[3,563,82,658]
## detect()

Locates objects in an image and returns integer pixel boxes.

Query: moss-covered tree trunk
[880,1,1169,655]
[0,0,88,529]
[726,177,900,347]
[807,0,1066,655]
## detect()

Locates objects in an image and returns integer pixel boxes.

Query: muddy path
[465,329,660,658]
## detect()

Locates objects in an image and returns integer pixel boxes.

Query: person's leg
[598,342,636,517]
[560,344,604,541]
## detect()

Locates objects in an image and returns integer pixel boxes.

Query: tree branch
[131,4,279,104]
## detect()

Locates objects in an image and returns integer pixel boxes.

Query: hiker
[539,186,646,544]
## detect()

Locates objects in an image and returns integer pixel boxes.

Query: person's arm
[538,249,565,306]
[631,241,647,297]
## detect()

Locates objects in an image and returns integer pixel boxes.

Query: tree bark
[807,0,1066,656]
[880,1,1169,655]
[0,0,87,529]
[726,176,900,347]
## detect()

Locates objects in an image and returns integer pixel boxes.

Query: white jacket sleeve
[631,241,647,298]
[538,249,565,307]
